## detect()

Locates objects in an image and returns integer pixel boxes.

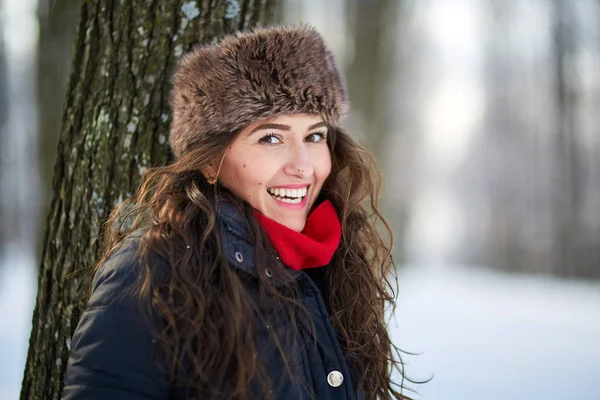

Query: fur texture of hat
[168,25,348,159]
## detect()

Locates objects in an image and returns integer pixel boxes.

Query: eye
[258,133,281,145]
[306,131,328,143]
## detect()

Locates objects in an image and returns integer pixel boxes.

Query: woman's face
[215,113,332,232]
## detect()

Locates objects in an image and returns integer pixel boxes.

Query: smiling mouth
[266,186,308,204]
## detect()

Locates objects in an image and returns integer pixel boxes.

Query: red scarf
[254,200,342,271]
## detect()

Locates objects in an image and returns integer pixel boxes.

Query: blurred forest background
[2,0,599,278]
[0,0,599,399]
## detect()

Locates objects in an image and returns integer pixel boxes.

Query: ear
[201,163,217,181]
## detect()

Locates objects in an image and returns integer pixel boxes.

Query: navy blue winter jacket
[61,203,366,399]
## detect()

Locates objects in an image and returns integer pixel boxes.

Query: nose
[283,144,314,179]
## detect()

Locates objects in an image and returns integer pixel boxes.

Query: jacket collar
[215,201,303,284]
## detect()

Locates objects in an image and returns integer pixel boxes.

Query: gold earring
[207,152,227,185]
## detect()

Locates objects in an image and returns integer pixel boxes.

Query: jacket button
[327,370,343,387]
[234,251,244,263]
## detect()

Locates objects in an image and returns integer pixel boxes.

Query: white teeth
[279,197,302,204]
[267,186,308,201]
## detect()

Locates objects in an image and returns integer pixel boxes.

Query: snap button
[327,370,343,387]
[234,251,244,263]
[265,268,273,278]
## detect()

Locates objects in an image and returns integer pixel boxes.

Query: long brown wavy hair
[96,124,413,399]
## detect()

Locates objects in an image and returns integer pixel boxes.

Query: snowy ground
[1,255,599,400]
[392,264,600,400]
[0,248,37,400]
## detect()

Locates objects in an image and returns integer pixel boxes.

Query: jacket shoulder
[88,232,167,309]
[62,232,170,399]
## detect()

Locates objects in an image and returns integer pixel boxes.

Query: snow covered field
[0,249,37,400]
[393,265,600,400]
[1,255,599,400]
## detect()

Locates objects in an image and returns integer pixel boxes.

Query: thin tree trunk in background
[485,1,520,274]
[344,0,409,262]
[345,0,395,160]
[37,0,81,258]
[21,1,275,399]
[0,21,8,252]
[551,0,583,276]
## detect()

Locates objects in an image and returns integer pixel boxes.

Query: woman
[61,25,411,400]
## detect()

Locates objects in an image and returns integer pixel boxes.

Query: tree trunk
[0,18,8,251]
[36,0,82,258]
[21,1,275,399]
[551,0,583,276]
[344,0,396,161]
[344,0,409,262]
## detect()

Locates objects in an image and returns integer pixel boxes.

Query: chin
[280,219,306,232]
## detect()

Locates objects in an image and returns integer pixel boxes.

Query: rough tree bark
[21,1,275,399]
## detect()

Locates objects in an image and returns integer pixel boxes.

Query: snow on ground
[392,264,600,400]
[0,253,599,400]
[0,247,37,400]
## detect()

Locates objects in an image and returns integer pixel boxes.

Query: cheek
[316,152,332,180]
[237,164,267,200]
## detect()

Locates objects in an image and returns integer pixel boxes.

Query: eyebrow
[249,121,327,134]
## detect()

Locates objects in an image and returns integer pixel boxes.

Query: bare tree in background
[36,0,81,256]
[550,0,599,277]
[551,0,579,275]
[460,0,599,278]
[0,15,8,254]
[476,1,534,274]
[21,1,275,398]
[344,0,409,262]
[345,0,395,159]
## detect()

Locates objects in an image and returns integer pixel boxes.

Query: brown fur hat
[168,24,348,159]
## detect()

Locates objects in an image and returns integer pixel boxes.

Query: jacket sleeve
[61,241,170,400]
